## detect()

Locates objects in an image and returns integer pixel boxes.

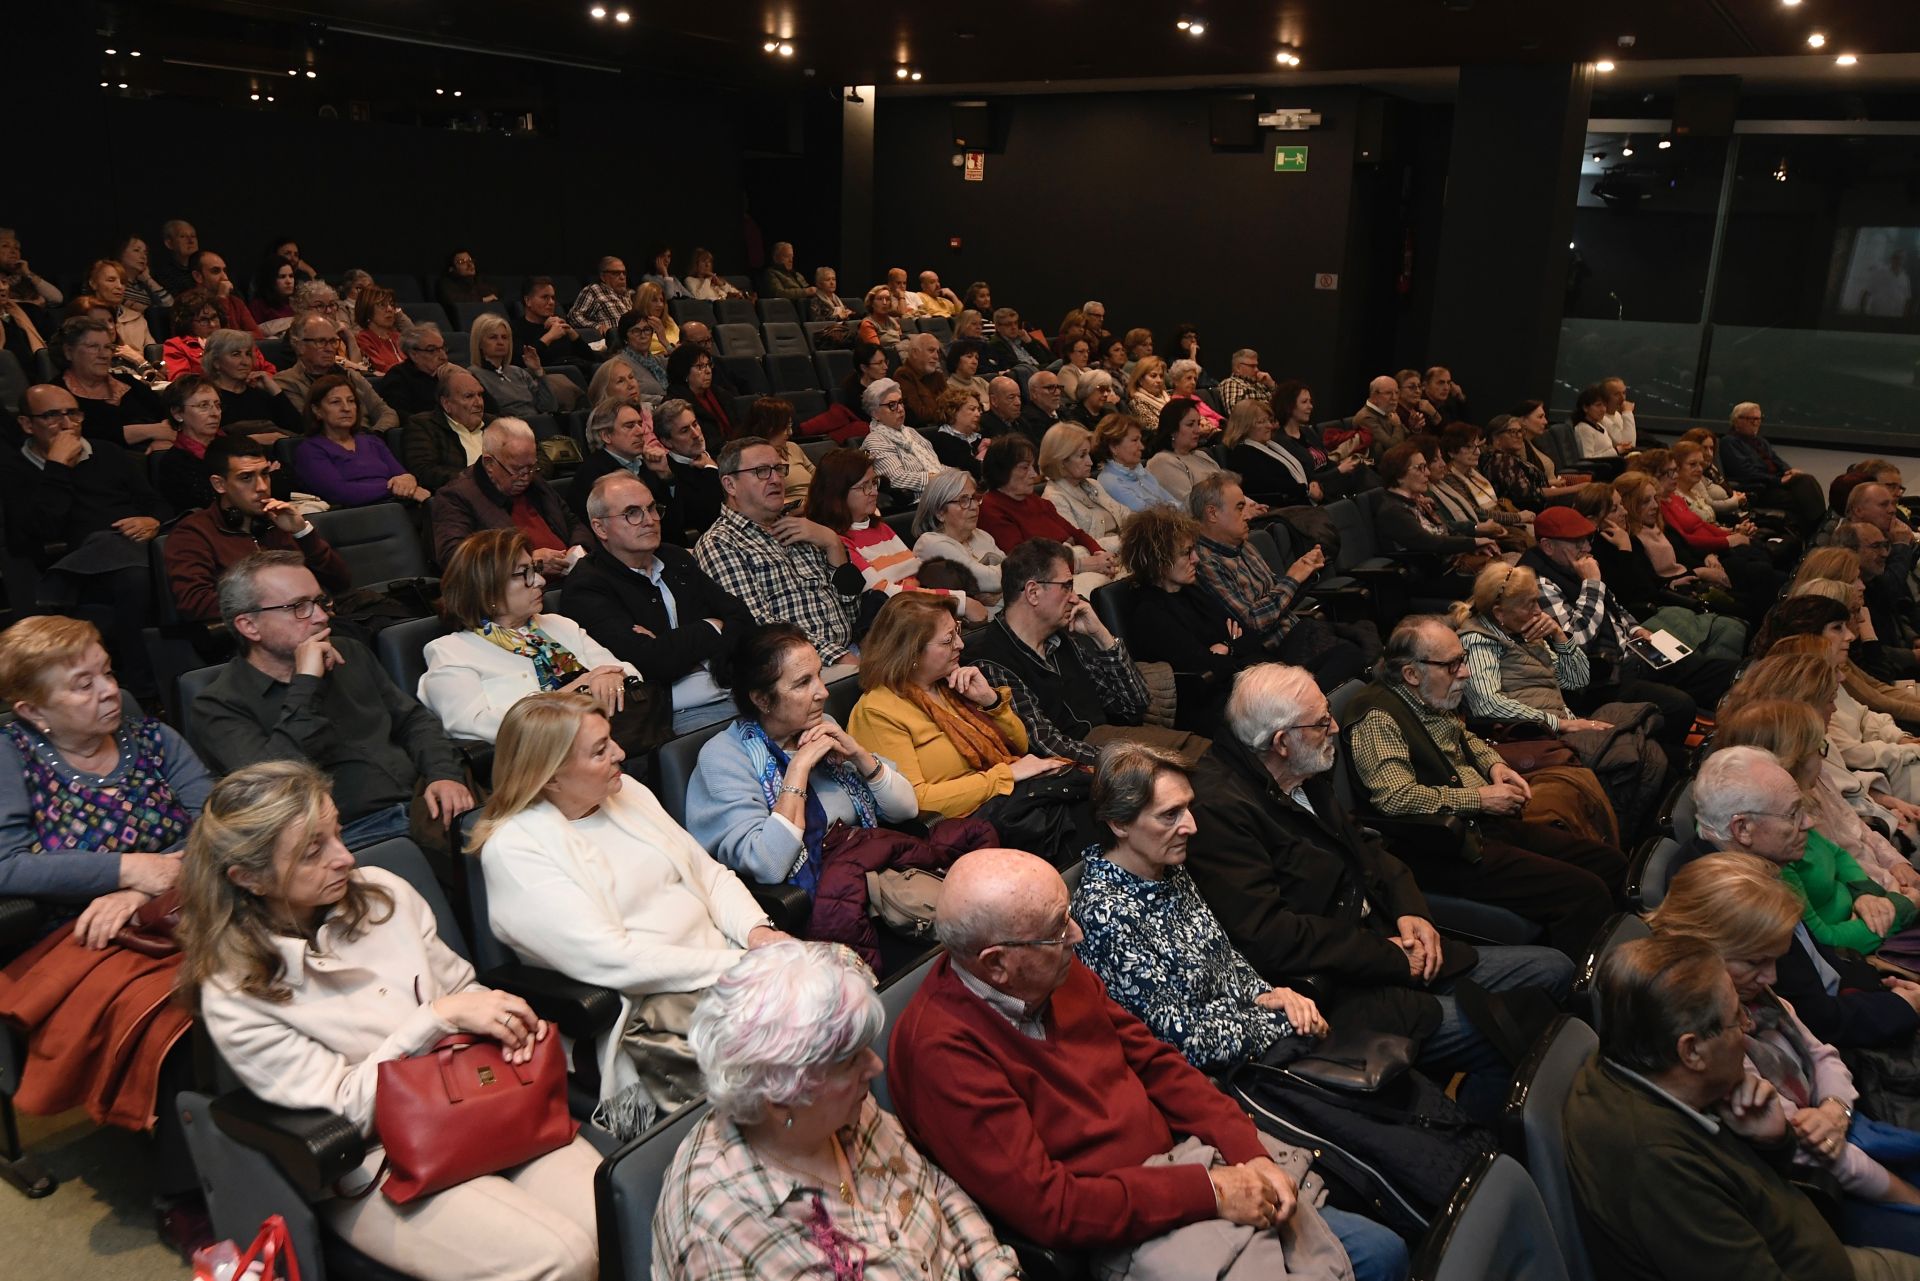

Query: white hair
[863,377,901,416]
[1167,358,1200,385]
[1225,663,1320,754]
[1694,745,1790,841]
[689,941,881,1123]
[481,416,534,454]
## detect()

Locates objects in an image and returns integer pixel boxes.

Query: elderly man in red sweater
[887,848,1407,1281]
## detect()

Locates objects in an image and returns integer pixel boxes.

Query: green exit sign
[1274,146,1310,173]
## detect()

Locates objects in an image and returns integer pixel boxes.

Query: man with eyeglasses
[1566,935,1893,1281]
[861,377,941,498]
[188,249,262,338]
[1344,615,1622,959]
[195,551,474,852]
[274,312,398,430]
[1017,369,1065,443]
[1679,744,1920,1049]
[565,472,753,735]
[427,417,587,573]
[1187,662,1573,1121]
[567,255,633,335]
[696,436,867,668]
[1837,520,1920,677]
[165,435,352,622]
[887,847,1408,1281]
[373,322,453,418]
[1721,401,1825,535]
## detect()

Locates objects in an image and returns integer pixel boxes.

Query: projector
[1259,110,1322,131]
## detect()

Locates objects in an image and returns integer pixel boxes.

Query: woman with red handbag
[177,761,599,1281]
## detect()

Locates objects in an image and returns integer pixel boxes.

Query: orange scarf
[904,682,1018,772]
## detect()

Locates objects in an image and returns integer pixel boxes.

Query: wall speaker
[1673,76,1740,138]
[1209,94,1261,151]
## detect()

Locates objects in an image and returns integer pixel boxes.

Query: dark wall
[12,93,751,293]
[870,88,1388,401]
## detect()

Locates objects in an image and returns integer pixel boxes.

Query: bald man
[1018,370,1064,443]
[985,376,1024,438]
[1341,375,1405,457]
[887,849,1408,1281]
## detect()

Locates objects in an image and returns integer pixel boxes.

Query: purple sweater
[294,432,407,507]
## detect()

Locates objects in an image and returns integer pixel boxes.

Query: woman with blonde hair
[1754,597,1920,797]
[1450,561,1668,833]
[1039,421,1131,552]
[1127,354,1170,427]
[632,280,680,359]
[474,692,789,1136]
[1651,852,1920,1251]
[468,311,558,420]
[847,593,1090,851]
[1220,397,1317,508]
[179,760,601,1280]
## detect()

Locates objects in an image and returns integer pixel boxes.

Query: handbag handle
[432,1034,536,1104]
[233,1214,302,1281]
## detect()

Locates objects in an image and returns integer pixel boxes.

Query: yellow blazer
[847,683,1029,820]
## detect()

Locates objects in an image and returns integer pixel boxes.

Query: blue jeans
[1321,1207,1410,1281]
[340,802,411,850]
[1420,944,1573,1119]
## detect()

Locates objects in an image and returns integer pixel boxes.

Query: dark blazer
[656,457,724,544]
[929,429,984,479]
[402,411,478,493]
[1185,737,1447,1040]
[426,463,589,568]
[1015,405,1059,445]
[375,360,441,420]
[565,449,674,529]
[1225,441,1313,508]
[561,545,754,685]
[1374,489,1478,563]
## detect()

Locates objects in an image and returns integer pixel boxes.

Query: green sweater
[1780,828,1916,953]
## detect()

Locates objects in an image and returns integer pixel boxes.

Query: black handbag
[971,770,1098,863]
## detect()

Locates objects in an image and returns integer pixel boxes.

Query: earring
[784,1115,794,1129]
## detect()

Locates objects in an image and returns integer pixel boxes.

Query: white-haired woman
[474,692,791,1136]
[470,313,558,420]
[178,761,600,1281]
[912,468,1005,599]
[861,378,942,500]
[654,940,1020,1281]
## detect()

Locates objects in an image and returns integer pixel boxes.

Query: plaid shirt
[567,282,631,334]
[971,618,1148,767]
[1347,683,1503,817]
[1214,374,1273,411]
[653,1097,1020,1281]
[696,507,860,663]
[1537,575,1640,652]
[1194,535,1301,641]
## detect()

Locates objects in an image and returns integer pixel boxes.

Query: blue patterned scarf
[734,718,880,894]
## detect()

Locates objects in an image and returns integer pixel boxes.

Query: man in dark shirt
[427,417,589,571]
[509,276,598,371]
[375,323,453,419]
[196,552,474,850]
[895,333,949,429]
[1018,370,1065,443]
[984,376,1023,439]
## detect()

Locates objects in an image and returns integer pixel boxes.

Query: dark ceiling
[61,0,1920,121]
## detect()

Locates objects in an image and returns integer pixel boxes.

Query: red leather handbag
[374,1032,578,1204]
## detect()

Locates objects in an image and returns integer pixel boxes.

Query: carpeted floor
[3,1107,193,1280]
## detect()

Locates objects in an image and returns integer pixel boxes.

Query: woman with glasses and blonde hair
[473,692,789,1137]
[1651,852,1920,1252]
[911,467,1005,599]
[178,761,601,1280]
[418,528,642,745]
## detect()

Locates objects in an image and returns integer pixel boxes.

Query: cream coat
[417,613,640,743]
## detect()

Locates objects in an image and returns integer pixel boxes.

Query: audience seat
[307,503,432,589]
[652,720,810,935]
[443,331,470,363]
[918,316,954,345]
[763,322,809,357]
[0,893,56,1198]
[549,276,582,310]
[816,349,853,390]
[803,321,842,353]
[768,353,819,395]
[0,350,26,415]
[714,323,765,359]
[375,614,450,702]
[594,1099,712,1281]
[403,301,450,333]
[758,298,800,326]
[1502,1015,1599,1281]
[1569,912,1650,1025]
[715,299,756,327]
[668,299,715,328]
[258,338,293,371]
[173,664,226,756]
[1410,1152,1571,1281]
[1089,581,1132,644]
[453,299,507,332]
[720,357,771,397]
[1656,777,1694,840]
[722,276,753,298]
[824,673,861,725]
[783,389,828,422]
[29,349,56,383]
[382,274,425,303]
[1626,835,1684,910]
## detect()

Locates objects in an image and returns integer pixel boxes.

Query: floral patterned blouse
[1071,852,1296,1072]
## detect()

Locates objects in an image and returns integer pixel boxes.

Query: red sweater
[886,955,1265,1250]
[979,490,1101,556]
[1661,493,1733,552]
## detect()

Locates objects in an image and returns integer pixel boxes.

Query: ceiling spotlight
[1590,151,1606,162]
[1188,22,1206,35]
[1276,50,1300,66]
[896,66,909,78]
[99,80,108,87]
[129,50,140,57]
[104,47,116,54]
[453,89,463,96]
[1657,137,1672,149]
[613,9,630,22]
[305,69,317,79]
[777,42,793,56]
[1176,19,1190,29]
[1782,0,1802,5]
[763,39,778,51]
[250,92,260,101]
[1807,32,1826,48]
[910,70,922,81]
[117,82,128,89]
[1621,144,1635,157]
[435,87,444,95]
[266,95,275,102]
[288,69,297,76]
[1836,52,1859,65]
[1773,159,1789,181]
[590,4,606,15]
[1595,59,1616,72]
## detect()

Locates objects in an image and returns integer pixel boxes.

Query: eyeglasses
[484,455,538,479]
[1028,579,1073,592]
[1739,802,1808,825]
[879,398,904,411]
[1282,715,1335,734]
[987,918,1078,951]
[24,406,85,423]
[608,504,661,526]
[248,594,333,620]
[414,344,447,355]
[727,463,793,481]
[296,336,341,347]
[1416,656,1471,675]
[507,565,544,587]
[943,494,982,509]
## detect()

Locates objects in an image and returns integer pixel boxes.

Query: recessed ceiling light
[1595,59,1616,72]
[777,42,793,56]
[763,39,778,52]
[104,47,116,54]
[266,95,274,102]
[128,50,140,57]
[1807,32,1826,48]
[613,9,630,22]
[1188,22,1206,35]
[1657,137,1672,149]
[910,71,922,81]
[1782,0,1802,6]
[1591,151,1605,162]
[1176,19,1190,29]
[1836,52,1858,65]
[435,87,444,95]
[99,80,108,87]
[117,82,128,89]
[590,4,606,15]
[1621,145,1635,157]
[305,69,317,79]
[250,93,260,101]
[287,69,297,76]
[896,66,908,78]
[453,89,463,96]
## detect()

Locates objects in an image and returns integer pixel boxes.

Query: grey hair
[217,550,308,649]
[1232,348,1258,364]
[1694,745,1788,841]
[656,398,696,439]
[1381,614,1451,681]
[914,468,976,538]
[481,416,534,454]
[341,268,373,291]
[1729,402,1761,429]
[435,363,475,398]
[469,312,512,364]
[715,434,773,478]
[585,396,643,451]
[1091,741,1188,834]
[399,324,443,355]
[595,254,622,272]
[201,328,256,372]
[1081,299,1104,313]
[585,469,649,522]
[812,265,836,285]
[1167,358,1200,385]
[863,377,902,417]
[1076,369,1116,403]
[160,219,190,238]
[689,941,881,1124]
[1187,468,1241,522]
[991,307,1020,329]
[932,895,998,956]
[1832,522,1873,551]
[290,280,338,313]
[771,241,793,257]
[1225,663,1320,754]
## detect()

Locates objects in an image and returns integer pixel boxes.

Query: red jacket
[886,955,1266,1250]
[1661,493,1733,552]
[979,490,1101,556]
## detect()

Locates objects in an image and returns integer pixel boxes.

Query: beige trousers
[1851,1245,1920,1281]
[322,1134,601,1281]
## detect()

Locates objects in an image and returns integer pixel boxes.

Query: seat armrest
[750,881,813,935]
[995,1226,1090,1281]
[0,896,45,953]
[453,738,496,788]
[1363,812,1469,854]
[482,963,623,1042]
[209,1091,366,1202]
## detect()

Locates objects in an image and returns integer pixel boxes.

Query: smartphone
[781,500,802,516]
[1624,634,1691,669]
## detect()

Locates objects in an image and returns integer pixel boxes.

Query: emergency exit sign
[1274,145,1310,172]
